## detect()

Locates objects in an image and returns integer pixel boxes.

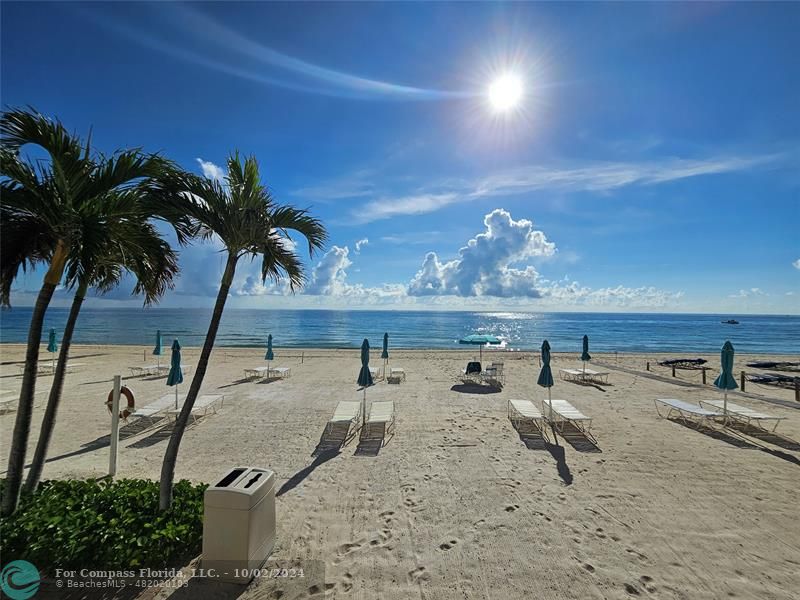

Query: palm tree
[21,205,182,494]
[0,107,178,516]
[157,152,326,510]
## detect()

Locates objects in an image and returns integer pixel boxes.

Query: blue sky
[2,1,798,313]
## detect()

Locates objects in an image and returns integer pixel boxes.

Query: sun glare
[488,74,523,112]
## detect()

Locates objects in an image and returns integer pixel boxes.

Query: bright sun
[488,74,523,112]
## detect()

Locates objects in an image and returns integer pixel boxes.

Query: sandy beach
[1,344,799,599]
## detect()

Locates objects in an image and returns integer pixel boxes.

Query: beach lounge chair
[167,394,224,422]
[363,401,395,441]
[129,364,168,377]
[327,401,361,436]
[559,368,609,384]
[542,399,593,437]
[130,394,179,420]
[699,400,786,432]
[388,367,406,382]
[243,366,291,380]
[25,362,85,375]
[482,362,505,386]
[654,398,723,428]
[461,361,482,383]
[507,399,545,430]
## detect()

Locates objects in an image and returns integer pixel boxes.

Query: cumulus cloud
[354,238,369,254]
[793,259,800,270]
[303,246,353,296]
[408,209,555,297]
[196,158,225,182]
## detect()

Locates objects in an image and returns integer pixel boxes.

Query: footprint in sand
[505,504,520,512]
[624,582,641,595]
[583,563,595,573]
[341,572,353,593]
[407,566,429,584]
[438,538,459,551]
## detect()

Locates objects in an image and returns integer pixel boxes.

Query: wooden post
[646,361,650,371]
[795,379,799,403]
[702,368,707,385]
[109,375,121,477]
[302,351,305,364]
[672,365,676,378]
[740,371,746,392]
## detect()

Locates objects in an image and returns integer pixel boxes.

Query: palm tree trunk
[23,281,87,494]
[1,241,68,516]
[159,253,238,511]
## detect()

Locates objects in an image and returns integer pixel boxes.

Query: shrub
[0,478,207,572]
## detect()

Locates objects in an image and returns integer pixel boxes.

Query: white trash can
[202,467,276,583]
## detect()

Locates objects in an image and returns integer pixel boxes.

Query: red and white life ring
[106,386,135,420]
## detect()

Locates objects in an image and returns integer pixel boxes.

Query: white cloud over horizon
[793,258,800,270]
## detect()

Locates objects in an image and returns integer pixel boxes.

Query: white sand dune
[1,344,799,599]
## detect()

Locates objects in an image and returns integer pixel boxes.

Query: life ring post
[109,375,121,477]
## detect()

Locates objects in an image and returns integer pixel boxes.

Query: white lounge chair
[507,399,544,429]
[699,400,786,432]
[363,401,395,440]
[327,401,361,435]
[243,366,291,380]
[559,368,609,384]
[388,367,406,382]
[543,399,593,436]
[129,364,168,377]
[168,394,224,422]
[654,398,723,428]
[24,362,85,375]
[132,394,180,419]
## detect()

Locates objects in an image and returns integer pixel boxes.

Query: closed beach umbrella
[382,332,389,375]
[357,338,373,427]
[537,340,555,420]
[459,333,501,362]
[713,340,738,416]
[47,328,57,370]
[153,330,163,368]
[581,335,591,374]
[265,334,274,377]
[166,339,184,409]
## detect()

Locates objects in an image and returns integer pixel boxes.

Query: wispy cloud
[83,4,471,101]
[729,287,767,299]
[354,238,369,254]
[793,259,800,270]
[291,170,376,201]
[350,154,780,223]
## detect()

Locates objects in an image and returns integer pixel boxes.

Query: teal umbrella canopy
[381,332,389,360]
[265,334,274,361]
[713,341,738,391]
[459,334,501,345]
[357,338,373,387]
[459,333,501,361]
[153,330,163,356]
[581,335,591,363]
[166,339,184,387]
[47,329,58,353]
[537,340,554,388]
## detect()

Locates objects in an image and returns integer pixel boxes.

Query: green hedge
[0,478,207,571]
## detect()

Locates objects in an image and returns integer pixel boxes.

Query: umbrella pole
[362,388,366,428]
[723,390,728,420]
[548,387,553,421]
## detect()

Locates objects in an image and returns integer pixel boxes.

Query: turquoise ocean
[0,308,797,354]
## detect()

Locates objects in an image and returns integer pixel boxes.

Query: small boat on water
[722,319,739,324]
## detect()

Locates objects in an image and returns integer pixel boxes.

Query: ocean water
[0,308,797,354]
